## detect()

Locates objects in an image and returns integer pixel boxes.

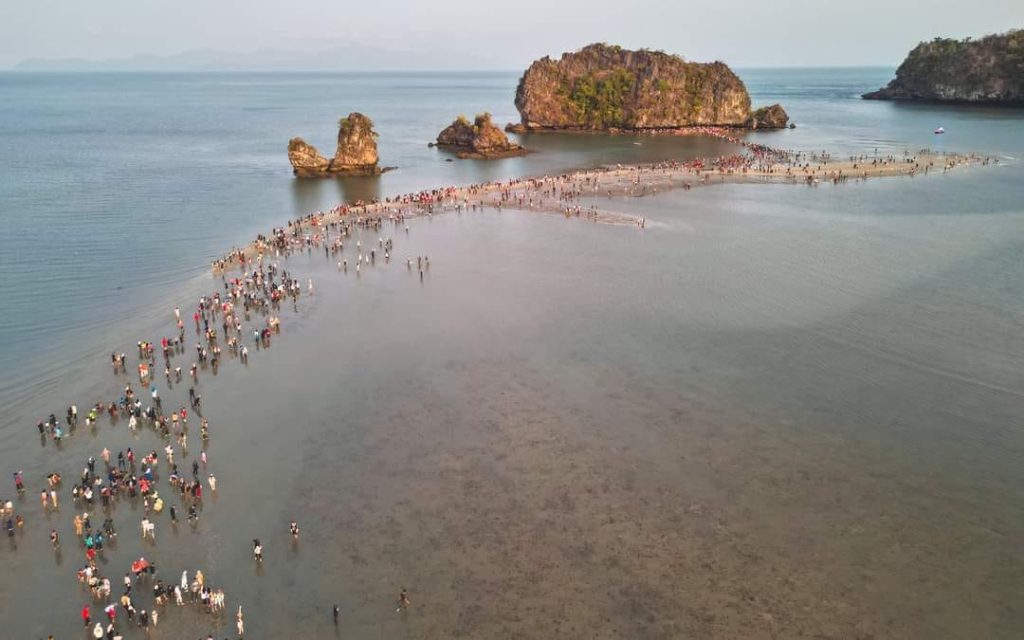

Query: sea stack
[863,30,1024,104]
[288,112,390,177]
[434,113,526,159]
[746,104,791,129]
[510,43,788,131]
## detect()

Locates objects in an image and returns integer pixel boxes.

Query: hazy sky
[3,0,1022,69]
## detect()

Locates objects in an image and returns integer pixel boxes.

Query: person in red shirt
[81,605,91,627]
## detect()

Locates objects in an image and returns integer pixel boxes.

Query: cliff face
[435,113,526,159]
[513,43,784,130]
[288,112,387,177]
[863,30,1024,104]
[333,113,380,170]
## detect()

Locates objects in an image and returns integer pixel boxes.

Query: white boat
[934,127,945,134]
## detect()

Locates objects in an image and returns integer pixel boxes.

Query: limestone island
[431,113,527,159]
[863,30,1024,105]
[506,43,789,133]
[288,112,393,177]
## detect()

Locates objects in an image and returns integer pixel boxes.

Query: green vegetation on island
[863,30,1024,104]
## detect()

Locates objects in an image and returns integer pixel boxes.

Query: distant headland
[508,43,789,132]
[863,30,1024,105]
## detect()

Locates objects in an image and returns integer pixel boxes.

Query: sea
[0,69,1022,639]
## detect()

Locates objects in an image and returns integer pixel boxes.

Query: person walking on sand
[141,517,155,540]
[236,606,245,636]
[397,588,410,612]
[81,605,91,627]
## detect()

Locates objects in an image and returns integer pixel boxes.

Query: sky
[2,0,1022,69]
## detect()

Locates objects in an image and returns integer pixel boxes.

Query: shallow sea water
[1,69,1023,638]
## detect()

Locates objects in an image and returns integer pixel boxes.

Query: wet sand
[210,202,1022,639]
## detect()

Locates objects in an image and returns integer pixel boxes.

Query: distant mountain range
[11,45,509,72]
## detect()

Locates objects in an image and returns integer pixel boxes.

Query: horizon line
[2,65,897,73]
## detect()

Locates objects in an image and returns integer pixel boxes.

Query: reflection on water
[335,174,382,204]
[290,173,384,210]
[289,175,327,216]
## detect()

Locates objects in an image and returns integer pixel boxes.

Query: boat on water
[935,127,946,134]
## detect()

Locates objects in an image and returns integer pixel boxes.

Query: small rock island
[433,113,526,159]
[508,43,789,132]
[863,30,1024,105]
[288,112,391,177]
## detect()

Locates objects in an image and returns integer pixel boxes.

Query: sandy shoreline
[214,140,995,271]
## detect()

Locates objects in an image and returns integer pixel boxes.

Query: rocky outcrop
[288,112,390,177]
[287,138,330,175]
[512,43,788,130]
[333,113,380,171]
[746,104,790,129]
[863,30,1024,104]
[433,113,526,159]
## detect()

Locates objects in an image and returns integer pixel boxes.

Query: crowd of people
[219,137,986,265]
[10,135,981,637]
[5,193,434,637]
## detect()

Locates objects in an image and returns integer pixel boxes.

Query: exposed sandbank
[215,136,994,272]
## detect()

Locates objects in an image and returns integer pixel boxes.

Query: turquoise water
[1,69,1023,638]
